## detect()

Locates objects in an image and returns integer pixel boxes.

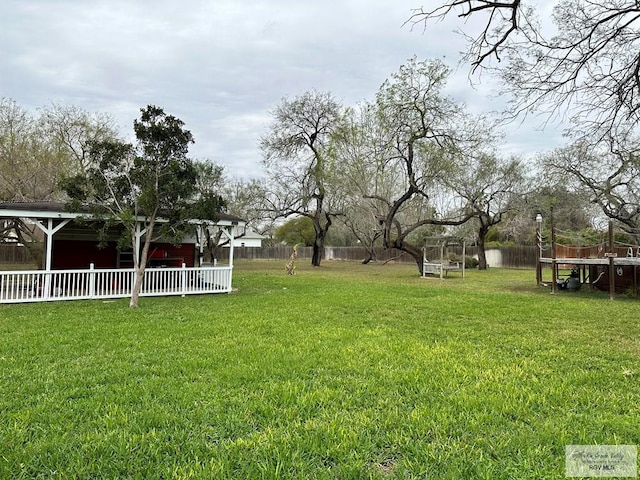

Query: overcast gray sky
[2,0,563,178]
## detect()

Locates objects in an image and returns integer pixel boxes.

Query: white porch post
[89,263,95,299]
[34,218,71,298]
[34,218,72,271]
[228,225,236,268]
[181,263,187,297]
[44,219,54,299]
[196,224,205,267]
[225,224,237,293]
[45,219,53,271]
[228,225,236,292]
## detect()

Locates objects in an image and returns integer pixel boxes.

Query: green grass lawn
[1,261,638,479]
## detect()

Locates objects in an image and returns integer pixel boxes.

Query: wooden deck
[539,257,640,266]
[539,255,640,295]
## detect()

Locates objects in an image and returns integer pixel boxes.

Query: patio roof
[0,201,245,226]
[0,201,244,275]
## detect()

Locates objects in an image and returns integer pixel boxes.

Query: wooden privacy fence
[233,246,411,262]
[0,244,32,263]
[233,245,539,268]
[1,243,539,268]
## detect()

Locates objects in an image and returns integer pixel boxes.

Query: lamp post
[536,214,543,285]
[550,207,557,294]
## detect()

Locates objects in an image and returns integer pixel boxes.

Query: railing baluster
[0,265,232,303]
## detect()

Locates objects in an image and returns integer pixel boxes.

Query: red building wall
[52,240,196,269]
[52,240,118,269]
[146,243,196,268]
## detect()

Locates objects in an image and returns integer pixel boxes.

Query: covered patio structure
[0,202,245,304]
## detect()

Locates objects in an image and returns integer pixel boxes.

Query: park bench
[422,259,463,278]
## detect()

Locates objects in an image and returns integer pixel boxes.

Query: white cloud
[1,0,563,179]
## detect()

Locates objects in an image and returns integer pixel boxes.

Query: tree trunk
[311,212,331,267]
[361,254,375,264]
[311,235,324,267]
[361,233,381,264]
[477,229,488,270]
[130,268,146,308]
[408,246,424,275]
[389,241,424,275]
[205,228,224,264]
[129,217,156,308]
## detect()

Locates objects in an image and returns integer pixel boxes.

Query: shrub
[447,253,479,269]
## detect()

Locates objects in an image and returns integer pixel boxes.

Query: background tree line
[261,0,640,271]
[408,0,640,244]
[258,58,606,273]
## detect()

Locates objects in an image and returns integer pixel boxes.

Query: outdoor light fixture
[535,213,543,286]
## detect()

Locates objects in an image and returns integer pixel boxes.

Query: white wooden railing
[0,264,233,304]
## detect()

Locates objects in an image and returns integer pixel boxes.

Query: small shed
[231,227,265,248]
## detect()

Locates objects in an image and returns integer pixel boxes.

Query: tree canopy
[441,152,526,269]
[0,98,120,265]
[542,137,640,242]
[409,1,640,141]
[334,57,497,273]
[64,105,224,307]
[260,91,345,267]
[0,98,118,203]
[275,216,315,246]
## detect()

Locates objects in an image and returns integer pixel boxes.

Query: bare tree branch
[409,1,640,141]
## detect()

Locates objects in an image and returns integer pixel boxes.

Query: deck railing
[0,264,233,304]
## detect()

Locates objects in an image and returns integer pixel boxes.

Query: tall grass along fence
[233,245,538,268]
[0,264,232,304]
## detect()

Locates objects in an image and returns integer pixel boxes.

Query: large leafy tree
[0,98,114,203]
[410,2,640,246]
[190,161,271,261]
[0,99,66,267]
[260,91,344,267]
[337,58,486,273]
[0,98,119,266]
[40,103,118,174]
[64,105,223,308]
[217,175,273,244]
[494,181,596,245]
[542,136,640,242]
[333,104,394,263]
[274,216,315,246]
[440,152,526,269]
